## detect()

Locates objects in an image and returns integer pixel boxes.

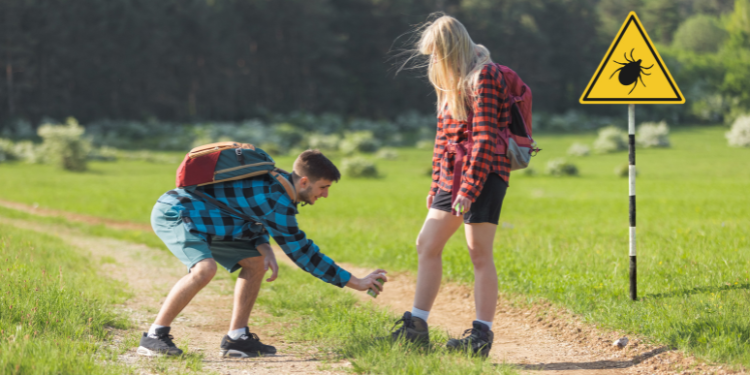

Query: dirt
[0,216,349,375]
[291,260,744,375]
[0,199,745,375]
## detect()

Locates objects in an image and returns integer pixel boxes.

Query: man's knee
[237,256,265,279]
[190,259,217,283]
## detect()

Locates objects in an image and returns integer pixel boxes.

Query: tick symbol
[610,48,654,94]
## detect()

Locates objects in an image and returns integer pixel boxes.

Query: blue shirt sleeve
[262,200,352,288]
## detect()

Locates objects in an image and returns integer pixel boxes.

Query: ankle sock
[228,327,247,340]
[411,307,430,322]
[475,319,493,330]
[148,324,167,337]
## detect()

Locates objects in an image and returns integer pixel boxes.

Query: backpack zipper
[214,162,275,175]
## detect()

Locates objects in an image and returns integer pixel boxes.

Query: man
[137,149,387,358]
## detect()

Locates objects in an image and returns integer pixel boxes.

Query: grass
[0,126,749,368]
[0,224,131,374]
[257,263,517,375]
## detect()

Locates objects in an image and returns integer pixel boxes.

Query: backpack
[494,64,540,170]
[175,142,297,222]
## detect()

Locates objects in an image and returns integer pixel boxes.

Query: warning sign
[580,12,684,104]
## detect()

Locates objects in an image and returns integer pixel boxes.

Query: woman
[390,15,511,357]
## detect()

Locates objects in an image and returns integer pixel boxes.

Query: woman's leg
[413,208,463,311]
[464,222,498,322]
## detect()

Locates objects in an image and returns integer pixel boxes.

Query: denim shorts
[431,174,508,225]
[150,201,261,273]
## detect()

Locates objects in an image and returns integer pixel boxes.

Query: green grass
[258,263,516,374]
[0,224,131,374]
[1,126,749,368]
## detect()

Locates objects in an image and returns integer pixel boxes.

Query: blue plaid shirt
[155,172,352,288]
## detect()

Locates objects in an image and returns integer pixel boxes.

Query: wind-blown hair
[397,14,492,121]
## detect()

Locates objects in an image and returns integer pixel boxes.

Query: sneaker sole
[137,346,183,357]
[221,349,275,358]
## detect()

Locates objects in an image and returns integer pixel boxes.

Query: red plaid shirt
[430,63,512,202]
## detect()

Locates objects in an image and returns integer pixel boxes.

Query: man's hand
[346,269,388,295]
[426,194,434,210]
[452,194,472,216]
[257,244,279,282]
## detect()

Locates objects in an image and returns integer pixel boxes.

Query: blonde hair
[417,15,492,121]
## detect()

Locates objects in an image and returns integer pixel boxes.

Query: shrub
[636,121,670,148]
[520,166,537,176]
[342,157,378,178]
[37,117,91,171]
[87,146,119,161]
[545,158,578,177]
[593,126,627,154]
[567,142,590,157]
[726,115,750,147]
[12,141,46,164]
[672,14,727,53]
[307,133,341,151]
[339,131,380,155]
[376,148,399,160]
[0,138,15,162]
[416,140,433,150]
[259,142,284,156]
[614,163,638,178]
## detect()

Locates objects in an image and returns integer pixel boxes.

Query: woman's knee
[467,245,494,269]
[416,234,443,259]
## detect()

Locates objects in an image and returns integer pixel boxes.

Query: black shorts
[431,174,508,225]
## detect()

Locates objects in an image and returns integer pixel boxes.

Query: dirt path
[0,216,348,375]
[0,199,738,375]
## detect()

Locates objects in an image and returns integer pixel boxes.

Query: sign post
[580,12,685,301]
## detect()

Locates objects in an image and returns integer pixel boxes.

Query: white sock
[148,324,167,336]
[228,327,247,340]
[411,307,430,322]
[475,319,493,330]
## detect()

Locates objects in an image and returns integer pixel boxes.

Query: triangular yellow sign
[580,12,684,104]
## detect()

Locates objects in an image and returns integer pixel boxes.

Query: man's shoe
[446,321,494,357]
[220,328,277,358]
[136,327,184,357]
[388,311,429,344]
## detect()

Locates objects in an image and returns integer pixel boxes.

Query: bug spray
[367,278,385,298]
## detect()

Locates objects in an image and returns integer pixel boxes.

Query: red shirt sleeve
[430,114,447,196]
[459,64,507,202]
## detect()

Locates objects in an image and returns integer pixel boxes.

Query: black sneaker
[446,321,494,357]
[220,328,277,358]
[136,327,184,357]
[387,311,429,344]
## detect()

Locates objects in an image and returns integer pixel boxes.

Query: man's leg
[229,256,265,331]
[138,258,216,356]
[220,255,277,358]
[154,258,217,326]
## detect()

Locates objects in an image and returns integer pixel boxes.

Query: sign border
[579,12,685,104]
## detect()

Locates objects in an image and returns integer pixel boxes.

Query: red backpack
[494,64,539,166]
[446,64,540,213]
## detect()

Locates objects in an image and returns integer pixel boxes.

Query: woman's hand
[452,194,472,216]
[346,269,388,295]
[257,244,279,282]
[426,194,434,210]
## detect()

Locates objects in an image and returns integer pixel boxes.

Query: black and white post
[628,104,637,301]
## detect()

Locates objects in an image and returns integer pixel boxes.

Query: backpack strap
[269,170,298,204]
[188,189,265,229]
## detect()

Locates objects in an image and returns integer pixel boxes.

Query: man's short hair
[293,150,341,182]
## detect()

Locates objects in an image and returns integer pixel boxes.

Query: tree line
[0,0,746,126]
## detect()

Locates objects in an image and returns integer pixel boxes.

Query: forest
[0,0,748,127]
